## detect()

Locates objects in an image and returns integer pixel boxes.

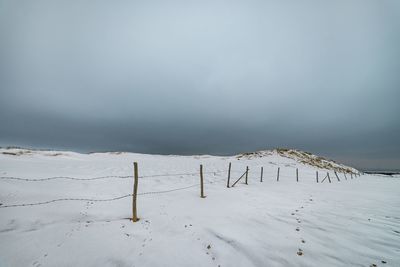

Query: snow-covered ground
[0,148,399,267]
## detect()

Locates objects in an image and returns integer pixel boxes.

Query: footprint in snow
[297,249,303,256]
[205,244,217,262]
[32,252,49,267]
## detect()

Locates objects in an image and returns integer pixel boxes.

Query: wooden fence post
[227,162,231,188]
[327,172,331,183]
[334,171,341,182]
[277,167,280,181]
[260,167,263,182]
[200,164,206,198]
[296,168,299,182]
[245,166,249,185]
[132,162,139,222]
[316,171,319,183]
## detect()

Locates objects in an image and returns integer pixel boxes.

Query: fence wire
[0,170,225,182]
[0,182,211,209]
[0,194,133,208]
[0,175,132,182]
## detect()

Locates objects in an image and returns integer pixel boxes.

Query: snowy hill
[236,148,357,173]
[0,148,399,267]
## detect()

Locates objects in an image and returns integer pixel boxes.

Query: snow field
[0,149,399,267]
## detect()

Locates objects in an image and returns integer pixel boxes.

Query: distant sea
[363,170,400,176]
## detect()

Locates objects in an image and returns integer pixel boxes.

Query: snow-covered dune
[0,148,399,267]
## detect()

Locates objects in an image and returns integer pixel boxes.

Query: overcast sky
[1,0,399,170]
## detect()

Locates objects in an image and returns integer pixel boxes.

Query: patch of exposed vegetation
[237,148,357,173]
[44,153,64,156]
[108,152,124,155]
[236,150,274,160]
[1,150,33,156]
[1,148,65,157]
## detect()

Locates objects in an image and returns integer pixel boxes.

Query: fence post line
[334,171,341,182]
[296,168,299,182]
[327,172,331,183]
[200,164,206,198]
[132,162,139,222]
[316,171,319,183]
[227,162,231,188]
[277,167,280,181]
[260,167,263,182]
[245,166,249,185]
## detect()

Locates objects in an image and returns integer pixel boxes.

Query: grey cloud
[1,0,400,170]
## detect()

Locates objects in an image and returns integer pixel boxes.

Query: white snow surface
[0,149,399,267]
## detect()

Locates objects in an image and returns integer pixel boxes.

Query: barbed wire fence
[0,162,362,222]
[0,166,224,212]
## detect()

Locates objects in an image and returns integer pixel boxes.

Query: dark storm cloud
[1,0,400,170]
